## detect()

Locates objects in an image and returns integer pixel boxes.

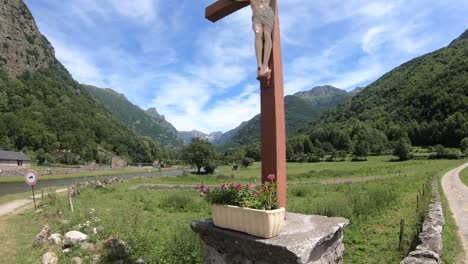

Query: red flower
[236,183,242,191]
[252,191,259,197]
[267,174,276,181]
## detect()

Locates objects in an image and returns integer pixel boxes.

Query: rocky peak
[146,107,165,121]
[0,0,55,76]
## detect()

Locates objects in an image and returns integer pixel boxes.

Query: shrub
[241,157,254,168]
[159,193,196,212]
[460,137,468,155]
[291,186,310,197]
[430,145,461,159]
[393,139,413,161]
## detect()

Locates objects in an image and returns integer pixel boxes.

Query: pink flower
[267,174,276,181]
[200,192,207,198]
[252,191,259,197]
[194,185,202,190]
[247,184,257,190]
[236,184,242,191]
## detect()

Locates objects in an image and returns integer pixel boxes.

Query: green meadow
[1,156,466,263]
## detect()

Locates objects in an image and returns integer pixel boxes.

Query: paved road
[442,162,468,263]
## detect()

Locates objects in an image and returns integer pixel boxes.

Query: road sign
[24,170,38,186]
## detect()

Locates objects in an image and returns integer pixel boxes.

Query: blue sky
[25,0,468,133]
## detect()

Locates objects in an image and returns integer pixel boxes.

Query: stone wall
[401,179,445,264]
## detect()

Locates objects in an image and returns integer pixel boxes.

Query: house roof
[0,150,31,161]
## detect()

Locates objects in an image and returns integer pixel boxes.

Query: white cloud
[26,0,468,133]
[49,38,105,87]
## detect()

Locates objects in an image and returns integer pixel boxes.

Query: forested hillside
[223,86,355,146]
[0,0,162,164]
[84,85,183,149]
[285,29,468,161]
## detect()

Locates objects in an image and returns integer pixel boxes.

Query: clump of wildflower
[200,175,278,210]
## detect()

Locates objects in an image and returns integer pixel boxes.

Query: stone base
[191,212,349,264]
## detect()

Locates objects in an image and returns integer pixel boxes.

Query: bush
[159,193,197,212]
[461,137,468,155]
[393,139,412,161]
[241,157,254,168]
[430,145,461,159]
[291,186,310,197]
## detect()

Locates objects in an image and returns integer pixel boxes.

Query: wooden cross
[205,0,287,209]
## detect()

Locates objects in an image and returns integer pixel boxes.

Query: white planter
[211,204,285,238]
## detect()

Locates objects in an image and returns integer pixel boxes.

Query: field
[0,156,466,263]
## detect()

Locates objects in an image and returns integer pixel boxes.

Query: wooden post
[31,186,37,210]
[259,0,287,209]
[68,187,74,212]
[399,219,405,250]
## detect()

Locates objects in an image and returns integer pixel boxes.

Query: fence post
[399,219,405,250]
[68,187,74,213]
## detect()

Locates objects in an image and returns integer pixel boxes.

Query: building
[0,150,31,168]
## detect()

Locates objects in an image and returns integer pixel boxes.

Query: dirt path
[0,188,67,217]
[0,199,32,216]
[442,162,468,263]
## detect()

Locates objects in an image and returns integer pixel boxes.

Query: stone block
[191,213,349,264]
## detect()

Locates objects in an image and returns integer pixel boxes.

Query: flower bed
[197,174,285,238]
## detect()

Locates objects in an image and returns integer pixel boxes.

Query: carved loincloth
[252,6,274,32]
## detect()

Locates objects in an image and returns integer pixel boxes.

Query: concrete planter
[211,204,285,238]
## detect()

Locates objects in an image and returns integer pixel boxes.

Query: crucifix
[205,0,287,209]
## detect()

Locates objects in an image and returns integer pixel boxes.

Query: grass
[1,157,466,263]
[460,167,468,186]
[0,167,177,183]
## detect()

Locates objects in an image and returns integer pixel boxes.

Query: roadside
[441,162,468,263]
[461,167,468,186]
[0,188,68,217]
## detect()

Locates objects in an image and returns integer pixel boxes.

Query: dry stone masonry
[401,179,445,264]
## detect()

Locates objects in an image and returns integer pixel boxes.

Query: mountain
[145,107,178,135]
[222,85,357,146]
[310,29,468,147]
[0,0,163,164]
[177,130,223,144]
[83,85,182,149]
[0,0,55,77]
[213,121,248,145]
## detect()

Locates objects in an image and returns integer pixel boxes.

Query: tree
[225,148,246,166]
[460,137,468,155]
[303,138,313,154]
[241,157,255,168]
[352,140,370,161]
[393,138,412,161]
[182,138,218,173]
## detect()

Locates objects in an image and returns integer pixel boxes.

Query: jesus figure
[235,0,274,78]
